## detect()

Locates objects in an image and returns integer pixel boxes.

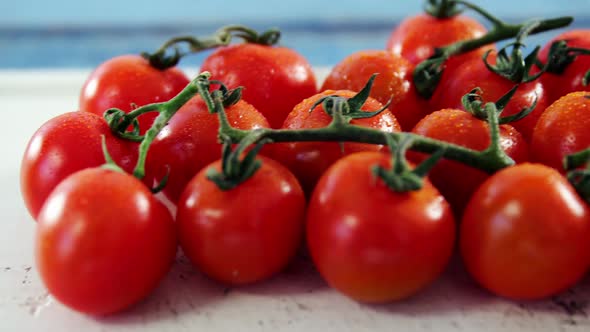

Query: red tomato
[386,13,489,69]
[411,109,529,216]
[144,95,269,203]
[538,30,590,104]
[532,91,590,172]
[20,112,137,219]
[200,43,318,128]
[461,163,590,300]
[269,90,401,194]
[36,168,177,315]
[80,54,190,133]
[307,152,455,303]
[430,52,548,141]
[321,50,428,130]
[177,156,305,285]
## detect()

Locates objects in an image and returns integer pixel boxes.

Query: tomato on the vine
[321,50,428,130]
[20,112,137,219]
[386,13,489,69]
[80,54,190,133]
[200,43,317,128]
[144,95,269,203]
[430,52,548,141]
[532,91,590,172]
[177,156,305,285]
[461,163,590,300]
[269,90,400,194]
[307,152,455,303]
[538,29,590,104]
[36,168,177,315]
[411,108,529,215]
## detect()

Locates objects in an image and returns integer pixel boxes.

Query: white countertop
[0,69,589,331]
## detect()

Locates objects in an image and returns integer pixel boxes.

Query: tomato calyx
[483,21,544,83]
[373,135,445,192]
[141,25,281,70]
[206,131,269,191]
[564,148,590,204]
[210,81,244,109]
[424,0,462,19]
[462,85,537,125]
[310,74,391,123]
[537,40,590,85]
[414,15,573,99]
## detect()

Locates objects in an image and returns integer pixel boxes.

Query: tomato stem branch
[453,0,504,27]
[413,14,573,98]
[200,81,514,174]
[105,73,211,182]
[142,25,280,70]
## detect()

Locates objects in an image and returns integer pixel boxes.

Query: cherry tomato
[80,54,190,133]
[321,50,428,130]
[200,43,318,128]
[36,168,177,315]
[430,52,548,141]
[386,13,489,69]
[20,112,137,219]
[538,30,590,104]
[269,90,401,194]
[411,108,529,216]
[307,152,455,303]
[177,156,305,285]
[144,96,269,203]
[461,163,590,300]
[532,91,590,172]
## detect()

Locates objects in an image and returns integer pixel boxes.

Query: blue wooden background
[1,0,590,68]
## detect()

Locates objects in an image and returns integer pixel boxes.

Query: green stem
[478,103,514,168]
[444,17,571,59]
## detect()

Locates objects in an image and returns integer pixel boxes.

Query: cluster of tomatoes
[20,1,590,316]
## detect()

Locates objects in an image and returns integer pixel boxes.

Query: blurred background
[1,0,590,69]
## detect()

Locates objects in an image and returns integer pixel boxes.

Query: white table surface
[1,69,589,332]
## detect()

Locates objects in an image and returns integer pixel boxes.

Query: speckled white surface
[1,70,589,332]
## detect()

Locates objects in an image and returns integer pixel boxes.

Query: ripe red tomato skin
[532,91,590,172]
[411,109,529,216]
[321,50,428,131]
[461,163,590,300]
[307,152,455,303]
[430,53,548,141]
[20,111,137,219]
[200,43,318,128]
[79,54,190,133]
[538,30,590,104]
[177,156,306,285]
[144,96,269,203]
[36,168,177,315]
[386,14,489,69]
[269,89,401,194]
